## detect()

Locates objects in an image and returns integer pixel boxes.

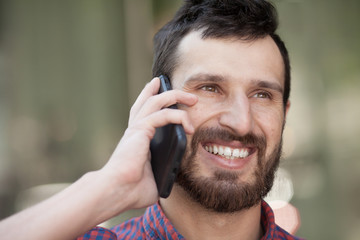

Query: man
[0,0,302,239]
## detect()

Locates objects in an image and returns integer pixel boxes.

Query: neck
[160,185,263,240]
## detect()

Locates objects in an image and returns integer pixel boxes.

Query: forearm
[0,170,129,240]
[0,77,197,240]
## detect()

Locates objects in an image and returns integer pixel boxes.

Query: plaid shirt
[77,200,303,240]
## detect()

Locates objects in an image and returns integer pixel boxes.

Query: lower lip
[200,145,254,170]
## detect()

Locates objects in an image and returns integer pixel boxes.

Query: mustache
[190,127,266,150]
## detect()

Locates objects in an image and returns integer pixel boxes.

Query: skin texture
[160,31,290,240]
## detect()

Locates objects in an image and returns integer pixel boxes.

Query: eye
[201,85,218,93]
[253,91,271,99]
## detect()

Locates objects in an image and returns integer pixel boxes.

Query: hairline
[170,29,287,100]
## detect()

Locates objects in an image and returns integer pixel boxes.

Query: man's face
[171,31,290,212]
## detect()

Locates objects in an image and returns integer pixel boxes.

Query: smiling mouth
[203,144,253,159]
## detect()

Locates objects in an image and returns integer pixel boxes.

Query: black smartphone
[150,75,187,198]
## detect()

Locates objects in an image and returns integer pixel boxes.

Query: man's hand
[98,77,198,212]
[0,77,197,240]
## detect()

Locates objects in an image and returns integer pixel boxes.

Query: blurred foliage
[152,0,181,17]
[0,0,359,239]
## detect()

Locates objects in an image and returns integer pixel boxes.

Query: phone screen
[150,75,187,198]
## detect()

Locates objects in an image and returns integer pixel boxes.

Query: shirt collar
[260,200,277,239]
[143,202,184,239]
[142,200,277,239]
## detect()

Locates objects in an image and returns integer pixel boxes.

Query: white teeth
[218,146,224,155]
[204,144,249,159]
[240,149,246,158]
[213,145,218,154]
[224,147,232,157]
[233,149,240,158]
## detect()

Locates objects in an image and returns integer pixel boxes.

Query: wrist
[79,170,133,222]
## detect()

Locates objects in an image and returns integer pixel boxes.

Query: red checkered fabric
[78,200,304,239]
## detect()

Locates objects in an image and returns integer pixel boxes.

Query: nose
[218,94,253,136]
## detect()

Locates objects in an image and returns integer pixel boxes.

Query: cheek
[181,104,202,129]
[184,98,221,128]
[253,112,284,161]
[252,106,285,142]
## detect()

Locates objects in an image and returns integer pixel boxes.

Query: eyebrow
[184,73,284,94]
[185,73,226,85]
[252,79,284,94]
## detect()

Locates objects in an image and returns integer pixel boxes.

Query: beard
[175,127,282,213]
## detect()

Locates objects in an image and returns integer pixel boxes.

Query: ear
[284,100,291,119]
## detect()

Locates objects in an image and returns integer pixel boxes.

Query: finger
[133,108,195,137]
[130,77,160,120]
[132,90,198,122]
[158,90,198,109]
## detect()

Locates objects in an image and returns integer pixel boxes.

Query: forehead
[172,31,285,89]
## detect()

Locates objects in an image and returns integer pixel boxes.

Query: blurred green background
[0,0,359,239]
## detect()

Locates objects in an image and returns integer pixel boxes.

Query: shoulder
[76,226,117,240]
[111,215,146,240]
[77,216,147,240]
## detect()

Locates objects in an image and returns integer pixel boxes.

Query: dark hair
[153,0,291,105]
